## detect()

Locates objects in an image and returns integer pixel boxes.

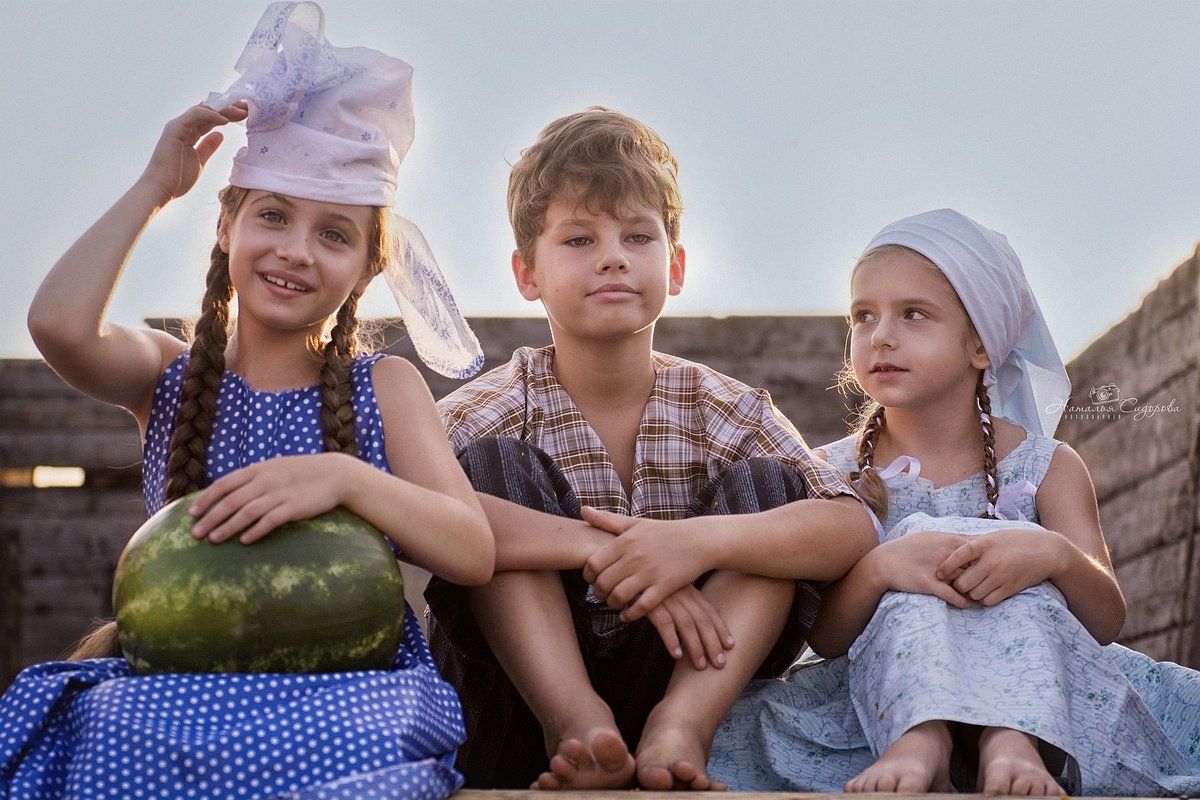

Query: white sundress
[709,431,1200,796]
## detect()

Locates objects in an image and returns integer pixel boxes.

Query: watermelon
[113,491,405,675]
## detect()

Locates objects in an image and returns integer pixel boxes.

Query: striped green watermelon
[114,491,405,674]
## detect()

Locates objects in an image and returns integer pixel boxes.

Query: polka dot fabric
[143,353,392,516]
[0,354,466,799]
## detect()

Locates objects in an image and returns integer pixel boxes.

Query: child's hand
[580,507,711,622]
[935,528,1064,606]
[140,101,249,206]
[645,586,735,671]
[188,453,352,544]
[882,531,974,609]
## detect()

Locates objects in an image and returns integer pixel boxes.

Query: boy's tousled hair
[162,185,391,502]
[507,107,683,264]
[836,245,999,522]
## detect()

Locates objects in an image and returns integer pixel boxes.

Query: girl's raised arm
[28,103,246,424]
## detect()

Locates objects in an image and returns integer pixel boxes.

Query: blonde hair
[507,107,683,265]
[838,245,999,521]
[163,185,392,501]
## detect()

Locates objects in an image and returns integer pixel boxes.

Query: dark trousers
[425,436,815,789]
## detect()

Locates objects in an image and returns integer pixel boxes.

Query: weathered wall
[3,273,1198,689]
[0,315,857,689]
[1057,248,1200,666]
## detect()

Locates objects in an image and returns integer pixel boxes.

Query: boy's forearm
[698,495,876,581]
[478,493,612,571]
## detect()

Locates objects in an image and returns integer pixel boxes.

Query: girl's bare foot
[977,727,1061,795]
[635,708,726,791]
[531,726,635,790]
[846,720,953,793]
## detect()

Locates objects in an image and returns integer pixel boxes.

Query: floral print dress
[709,432,1200,796]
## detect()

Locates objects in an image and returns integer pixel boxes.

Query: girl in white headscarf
[708,209,1200,797]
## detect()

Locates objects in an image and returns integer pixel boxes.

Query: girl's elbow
[27,305,60,353]
[458,525,496,586]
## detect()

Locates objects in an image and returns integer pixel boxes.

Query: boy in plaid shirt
[425,108,874,791]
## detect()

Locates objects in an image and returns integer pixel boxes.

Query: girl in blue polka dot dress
[5,4,493,799]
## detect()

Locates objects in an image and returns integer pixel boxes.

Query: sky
[3,1,1199,363]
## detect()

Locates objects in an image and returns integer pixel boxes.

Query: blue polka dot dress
[0,353,466,799]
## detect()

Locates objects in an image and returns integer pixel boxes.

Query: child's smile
[222,191,372,334]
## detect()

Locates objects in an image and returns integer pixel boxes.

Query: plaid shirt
[439,346,853,516]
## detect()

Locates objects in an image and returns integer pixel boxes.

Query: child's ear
[970,336,990,370]
[512,249,541,302]
[217,218,231,255]
[668,245,686,296]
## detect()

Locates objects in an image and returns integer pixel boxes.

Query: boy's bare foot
[977,727,1061,795]
[531,726,635,790]
[635,710,726,791]
[846,720,952,793]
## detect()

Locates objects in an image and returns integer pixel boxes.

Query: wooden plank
[1,430,142,470]
[454,792,1140,800]
[1102,459,1195,564]
[1116,539,1190,640]
[1070,371,1196,503]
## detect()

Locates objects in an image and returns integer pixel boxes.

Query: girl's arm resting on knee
[28,104,245,420]
[934,445,1125,643]
[807,531,973,657]
[1025,445,1125,643]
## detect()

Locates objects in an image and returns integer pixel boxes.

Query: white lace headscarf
[862,209,1070,437]
[207,1,483,378]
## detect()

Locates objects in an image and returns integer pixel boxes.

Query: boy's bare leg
[976,727,1060,795]
[635,571,793,791]
[467,570,635,790]
[845,720,953,793]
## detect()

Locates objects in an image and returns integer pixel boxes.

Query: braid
[850,401,890,521]
[165,243,233,501]
[318,293,363,457]
[977,379,1000,519]
[316,204,390,456]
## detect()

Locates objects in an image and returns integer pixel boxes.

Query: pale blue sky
[3,1,1198,362]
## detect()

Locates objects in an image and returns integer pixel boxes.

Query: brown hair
[838,246,998,521]
[163,185,391,501]
[507,107,683,265]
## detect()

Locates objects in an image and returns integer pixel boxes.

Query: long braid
[977,378,1000,519]
[164,243,234,501]
[850,402,890,521]
[318,293,362,457]
[317,205,390,456]
[164,185,247,501]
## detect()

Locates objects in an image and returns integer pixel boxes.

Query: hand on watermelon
[190,453,353,543]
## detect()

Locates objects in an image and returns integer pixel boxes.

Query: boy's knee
[456,436,582,517]
[696,457,810,515]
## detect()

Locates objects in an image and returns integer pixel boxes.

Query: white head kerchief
[207,1,483,378]
[862,209,1070,437]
